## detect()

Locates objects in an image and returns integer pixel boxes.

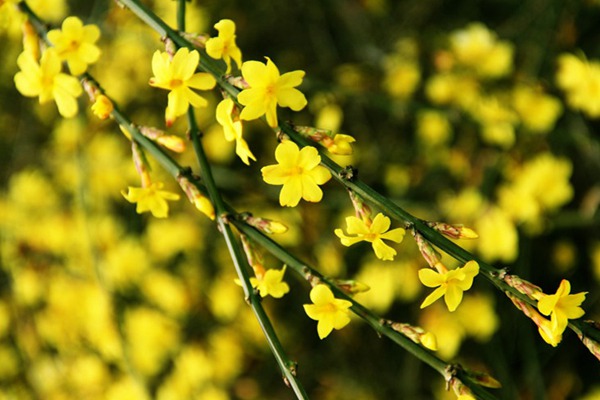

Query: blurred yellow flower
[537,279,586,333]
[47,16,101,75]
[335,213,405,261]
[304,284,352,339]
[14,49,82,118]
[416,109,452,147]
[383,59,421,100]
[125,307,180,376]
[261,140,331,207]
[498,153,573,226]
[512,85,562,133]
[475,206,518,262]
[418,261,479,312]
[474,95,518,148]
[238,57,307,127]
[205,19,242,73]
[250,266,290,298]
[450,22,513,78]
[149,47,216,125]
[216,98,256,165]
[122,181,180,218]
[556,52,600,118]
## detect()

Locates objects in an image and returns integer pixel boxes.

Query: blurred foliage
[0,0,600,399]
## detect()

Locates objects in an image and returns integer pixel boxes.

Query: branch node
[339,165,358,181]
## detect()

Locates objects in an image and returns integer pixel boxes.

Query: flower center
[288,166,303,176]
[169,79,183,89]
[363,232,378,241]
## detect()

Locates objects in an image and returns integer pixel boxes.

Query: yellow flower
[14,49,82,118]
[205,19,242,73]
[47,16,101,75]
[122,182,180,218]
[238,57,307,127]
[556,53,600,118]
[261,141,331,207]
[91,94,113,119]
[149,48,216,126]
[450,22,513,78]
[334,213,406,261]
[250,266,290,298]
[512,85,562,133]
[416,109,452,147]
[303,284,352,339]
[215,98,256,165]
[537,279,586,332]
[418,261,479,312]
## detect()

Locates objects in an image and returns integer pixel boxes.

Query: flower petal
[418,268,443,287]
[370,213,391,234]
[279,176,302,207]
[420,286,446,309]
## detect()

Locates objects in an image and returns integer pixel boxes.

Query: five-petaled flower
[14,49,83,118]
[418,260,479,312]
[537,279,586,333]
[122,182,180,218]
[304,284,352,339]
[334,213,406,261]
[149,48,216,126]
[47,16,101,75]
[250,266,290,298]
[216,98,256,165]
[205,19,243,73]
[261,140,331,207]
[238,57,307,127]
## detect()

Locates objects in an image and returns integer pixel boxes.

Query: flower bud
[241,213,289,234]
[333,279,370,295]
[428,221,478,239]
[91,94,114,120]
[177,176,215,220]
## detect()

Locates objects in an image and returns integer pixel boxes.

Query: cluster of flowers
[10,7,594,399]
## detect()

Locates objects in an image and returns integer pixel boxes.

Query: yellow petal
[279,176,302,207]
[418,268,443,287]
[276,87,307,111]
[444,284,463,312]
[310,284,334,305]
[372,239,397,260]
[420,286,446,309]
[308,165,332,185]
[300,175,324,203]
[241,60,268,87]
[370,213,391,234]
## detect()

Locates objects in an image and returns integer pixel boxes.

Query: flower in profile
[47,16,101,75]
[205,19,242,73]
[304,284,352,339]
[216,98,256,165]
[14,49,82,118]
[250,266,290,298]
[149,48,216,126]
[91,94,113,119]
[537,279,586,332]
[238,57,307,127]
[418,261,479,312]
[261,140,331,207]
[334,213,406,261]
[122,182,180,218]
